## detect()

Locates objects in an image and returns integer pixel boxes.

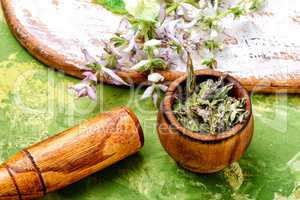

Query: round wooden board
[2,0,300,93]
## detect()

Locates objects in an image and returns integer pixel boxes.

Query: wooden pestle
[0,107,144,200]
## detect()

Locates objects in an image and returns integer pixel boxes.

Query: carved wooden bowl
[157,70,254,173]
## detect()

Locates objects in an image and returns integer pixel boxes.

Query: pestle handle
[0,107,144,200]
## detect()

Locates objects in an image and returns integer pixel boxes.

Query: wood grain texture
[0,107,144,200]
[1,0,300,93]
[0,165,20,200]
[5,151,45,199]
[157,70,254,173]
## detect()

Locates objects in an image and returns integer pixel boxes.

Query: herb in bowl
[173,76,249,134]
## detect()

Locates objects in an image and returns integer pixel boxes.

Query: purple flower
[82,49,97,64]
[83,71,97,82]
[141,73,168,107]
[101,67,129,86]
[123,35,137,53]
[70,82,97,101]
[177,3,201,21]
[118,53,134,68]
[158,3,166,23]
[178,18,199,29]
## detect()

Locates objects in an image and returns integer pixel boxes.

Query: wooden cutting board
[2,0,300,93]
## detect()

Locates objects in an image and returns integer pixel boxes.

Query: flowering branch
[70,49,128,101]
[73,0,265,104]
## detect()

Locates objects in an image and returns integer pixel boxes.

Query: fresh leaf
[110,35,129,47]
[86,63,97,70]
[124,0,161,22]
[150,58,168,70]
[95,0,127,14]
[166,2,180,14]
[104,54,118,69]
[249,0,265,11]
[169,40,184,55]
[128,17,157,40]
[202,57,218,69]
[228,6,246,19]
[130,60,150,71]
[166,0,199,14]
[130,58,166,72]
[201,16,219,30]
[204,40,222,52]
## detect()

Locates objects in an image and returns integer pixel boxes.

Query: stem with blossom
[72,0,265,104]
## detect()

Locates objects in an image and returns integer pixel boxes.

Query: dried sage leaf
[174,77,248,134]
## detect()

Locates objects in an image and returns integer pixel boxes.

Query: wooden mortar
[0,107,144,200]
[157,70,254,173]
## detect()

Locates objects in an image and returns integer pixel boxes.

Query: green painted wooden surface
[1,6,300,200]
